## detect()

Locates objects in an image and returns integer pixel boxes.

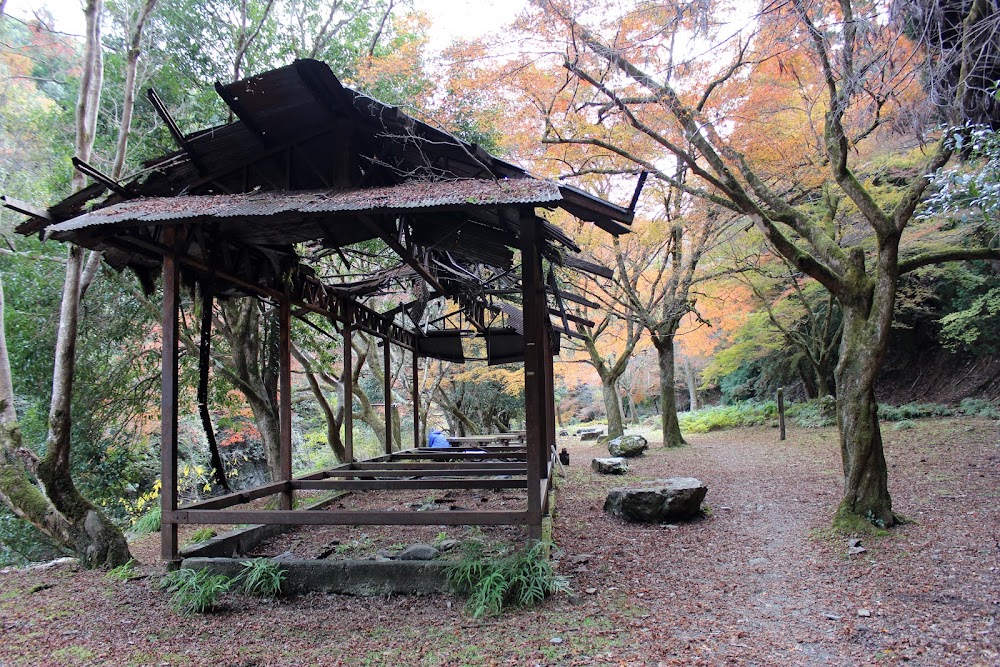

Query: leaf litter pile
[1,418,997,666]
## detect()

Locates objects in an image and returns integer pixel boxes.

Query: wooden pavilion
[10,60,633,563]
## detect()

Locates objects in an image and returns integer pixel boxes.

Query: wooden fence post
[777,387,786,441]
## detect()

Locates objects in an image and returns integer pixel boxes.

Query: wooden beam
[344,306,354,463]
[388,451,526,460]
[171,509,530,526]
[348,461,524,470]
[520,210,544,540]
[548,307,594,329]
[179,481,288,510]
[87,233,416,350]
[360,217,446,295]
[160,226,181,563]
[550,287,600,310]
[279,289,294,510]
[71,157,128,197]
[317,467,526,478]
[1,196,50,221]
[384,333,392,456]
[412,352,420,448]
[294,479,526,491]
[147,88,206,175]
[563,254,614,279]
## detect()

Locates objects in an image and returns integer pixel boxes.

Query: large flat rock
[604,477,707,523]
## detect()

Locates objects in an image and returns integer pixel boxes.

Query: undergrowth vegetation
[677,397,999,435]
[159,558,286,615]
[160,568,233,615]
[447,540,569,618]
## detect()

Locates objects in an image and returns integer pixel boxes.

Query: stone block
[604,477,707,523]
[592,457,629,475]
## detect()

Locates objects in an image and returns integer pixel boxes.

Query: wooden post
[279,291,294,510]
[412,351,420,448]
[520,211,544,540]
[344,308,354,463]
[542,326,556,476]
[160,225,180,563]
[383,335,392,455]
[777,387,786,441]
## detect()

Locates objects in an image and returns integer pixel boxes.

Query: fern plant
[160,568,232,615]
[448,541,569,618]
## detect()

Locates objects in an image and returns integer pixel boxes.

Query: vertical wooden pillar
[542,326,556,476]
[343,308,354,463]
[519,212,544,540]
[383,335,392,455]
[160,225,180,563]
[279,291,293,510]
[412,351,420,448]
[777,387,786,441]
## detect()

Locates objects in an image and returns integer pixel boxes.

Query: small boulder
[580,428,604,441]
[398,543,439,561]
[608,434,648,458]
[604,477,707,523]
[436,539,461,552]
[592,457,629,475]
[559,429,569,437]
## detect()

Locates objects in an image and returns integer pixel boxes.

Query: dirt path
[1,419,996,666]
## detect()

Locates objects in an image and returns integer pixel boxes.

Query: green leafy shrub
[238,558,286,597]
[160,568,232,615]
[959,398,1000,418]
[447,541,569,618]
[130,506,161,535]
[892,420,917,431]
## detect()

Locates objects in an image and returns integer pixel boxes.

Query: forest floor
[1,418,997,666]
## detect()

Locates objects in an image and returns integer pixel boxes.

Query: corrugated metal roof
[46,178,562,236]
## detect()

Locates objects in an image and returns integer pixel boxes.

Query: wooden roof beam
[147,88,207,175]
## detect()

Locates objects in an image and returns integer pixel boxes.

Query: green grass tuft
[130,507,161,535]
[159,568,232,615]
[237,558,286,597]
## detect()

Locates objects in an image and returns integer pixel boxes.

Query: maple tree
[530,0,1000,528]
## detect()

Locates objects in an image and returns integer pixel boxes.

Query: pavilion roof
[11,59,632,354]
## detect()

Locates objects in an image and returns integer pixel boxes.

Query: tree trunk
[653,334,686,448]
[601,377,625,439]
[244,391,282,481]
[222,298,282,480]
[683,356,698,411]
[834,305,896,528]
[815,368,832,399]
[0,264,131,568]
[615,380,627,424]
